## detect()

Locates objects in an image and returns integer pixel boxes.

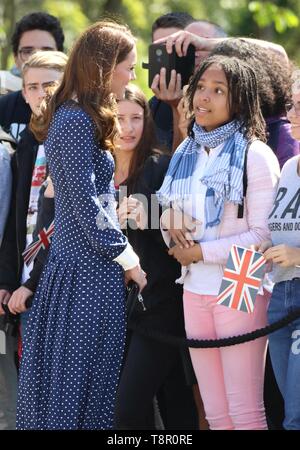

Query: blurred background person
[150,14,228,153]
[149,12,194,152]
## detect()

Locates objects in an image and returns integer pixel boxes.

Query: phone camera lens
[156,49,163,57]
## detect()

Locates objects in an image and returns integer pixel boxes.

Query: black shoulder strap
[0,91,18,132]
[237,142,250,219]
[0,125,16,145]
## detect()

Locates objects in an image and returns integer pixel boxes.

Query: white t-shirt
[175,143,225,295]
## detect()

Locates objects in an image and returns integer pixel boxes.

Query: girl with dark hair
[157,55,280,429]
[16,21,146,430]
[209,38,299,169]
[113,84,198,429]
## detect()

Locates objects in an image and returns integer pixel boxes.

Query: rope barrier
[128,308,300,349]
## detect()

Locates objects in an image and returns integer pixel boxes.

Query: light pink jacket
[161,140,280,267]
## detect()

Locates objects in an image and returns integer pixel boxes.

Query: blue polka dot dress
[16,101,128,430]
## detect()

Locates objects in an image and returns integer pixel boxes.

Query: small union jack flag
[22,221,54,266]
[217,245,266,313]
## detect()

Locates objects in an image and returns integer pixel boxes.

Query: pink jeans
[183,289,270,430]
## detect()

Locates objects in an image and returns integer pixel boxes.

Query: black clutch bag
[126,281,147,320]
[2,296,33,336]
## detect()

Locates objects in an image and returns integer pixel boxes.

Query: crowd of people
[0,10,300,431]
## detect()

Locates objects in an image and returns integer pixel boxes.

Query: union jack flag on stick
[217,245,266,313]
[22,221,54,266]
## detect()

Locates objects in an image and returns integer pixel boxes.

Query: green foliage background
[1,0,299,97]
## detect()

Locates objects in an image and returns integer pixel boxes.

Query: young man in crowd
[150,14,227,152]
[149,12,194,152]
[0,11,64,141]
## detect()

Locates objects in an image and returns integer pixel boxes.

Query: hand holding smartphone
[142,43,195,89]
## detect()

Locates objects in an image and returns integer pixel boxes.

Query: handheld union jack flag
[217,245,266,313]
[22,221,54,266]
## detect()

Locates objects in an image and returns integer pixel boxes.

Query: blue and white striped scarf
[157,120,248,228]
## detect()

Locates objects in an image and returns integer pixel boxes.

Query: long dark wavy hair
[186,54,266,142]
[31,20,136,151]
[116,84,161,194]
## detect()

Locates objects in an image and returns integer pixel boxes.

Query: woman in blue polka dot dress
[16,21,146,430]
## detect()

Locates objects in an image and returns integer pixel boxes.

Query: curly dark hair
[11,12,64,54]
[186,54,266,141]
[210,38,292,118]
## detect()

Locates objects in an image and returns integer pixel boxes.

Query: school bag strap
[237,141,250,219]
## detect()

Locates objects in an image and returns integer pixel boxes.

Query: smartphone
[142,43,195,88]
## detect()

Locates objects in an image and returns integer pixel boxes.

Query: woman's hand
[251,240,273,272]
[263,244,300,268]
[8,286,33,315]
[168,243,203,266]
[117,196,147,230]
[44,177,54,198]
[125,265,147,292]
[161,208,201,249]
